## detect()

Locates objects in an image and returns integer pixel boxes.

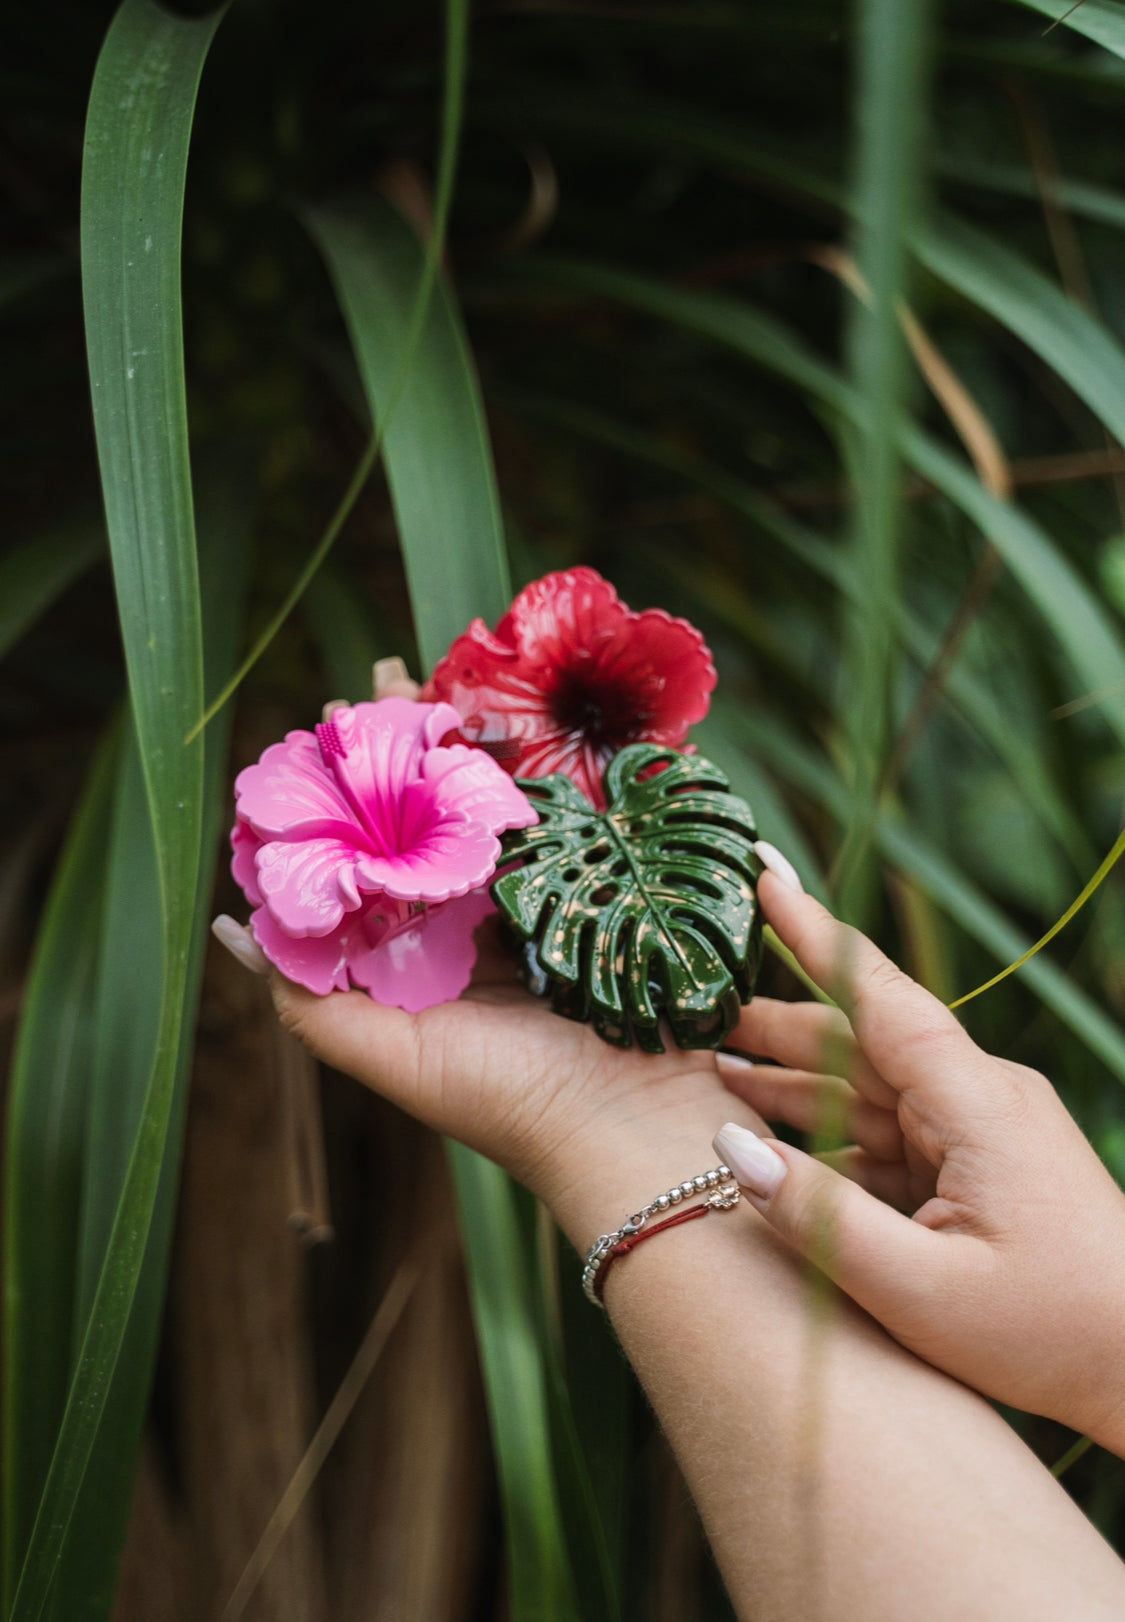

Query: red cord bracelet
[582,1166,741,1306]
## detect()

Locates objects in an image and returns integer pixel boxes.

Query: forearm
[548,1129,1125,1622]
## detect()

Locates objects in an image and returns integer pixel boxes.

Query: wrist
[527,1081,767,1256]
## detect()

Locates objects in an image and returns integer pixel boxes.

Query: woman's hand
[715,857,1125,1455]
[211,910,767,1254]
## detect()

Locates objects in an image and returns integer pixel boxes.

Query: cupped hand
[715,864,1125,1454]
[213,907,766,1250]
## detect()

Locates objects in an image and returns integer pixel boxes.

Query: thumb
[713,1122,945,1328]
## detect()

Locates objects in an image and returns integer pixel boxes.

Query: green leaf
[494,746,762,1052]
[8,5,223,1618]
[917,213,1125,450]
[444,1147,579,1622]
[54,468,251,1620]
[0,521,103,663]
[2,732,118,1620]
[836,0,933,926]
[311,43,596,1618]
[308,195,510,672]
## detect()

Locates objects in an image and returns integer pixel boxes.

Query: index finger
[757,870,992,1111]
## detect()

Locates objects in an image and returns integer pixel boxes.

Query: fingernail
[321,698,348,722]
[373,656,409,697]
[713,1123,787,1200]
[212,914,270,976]
[715,1051,755,1082]
[754,840,803,893]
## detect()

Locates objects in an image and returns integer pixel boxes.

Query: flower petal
[421,743,538,834]
[255,836,365,936]
[231,817,264,907]
[348,889,495,1011]
[423,567,716,809]
[423,622,550,748]
[585,604,716,736]
[234,730,358,842]
[250,904,355,994]
[325,698,465,841]
[501,565,627,670]
[355,778,500,901]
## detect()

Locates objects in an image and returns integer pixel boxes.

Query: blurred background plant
[8,0,1125,1617]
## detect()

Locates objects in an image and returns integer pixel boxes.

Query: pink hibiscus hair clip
[422,566,717,808]
[230,697,536,1010]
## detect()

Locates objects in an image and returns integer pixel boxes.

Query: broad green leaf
[2,732,118,1619]
[9,5,223,1617]
[308,196,510,672]
[494,746,762,1052]
[0,521,103,663]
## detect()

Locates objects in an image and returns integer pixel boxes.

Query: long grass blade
[948,825,1125,1009]
[8,5,223,1616]
[2,732,118,1619]
[311,154,603,1619]
[188,0,470,741]
[59,472,251,1620]
[446,1148,578,1619]
[308,196,510,669]
[918,214,1125,447]
[834,0,933,925]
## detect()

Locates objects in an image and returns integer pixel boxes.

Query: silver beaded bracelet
[581,1164,740,1307]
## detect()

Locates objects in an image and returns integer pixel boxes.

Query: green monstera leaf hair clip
[491,743,763,1052]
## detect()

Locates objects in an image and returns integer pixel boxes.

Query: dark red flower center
[551,667,647,750]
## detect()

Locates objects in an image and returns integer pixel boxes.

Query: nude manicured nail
[373,656,410,696]
[715,1051,755,1082]
[713,1123,787,1200]
[212,914,270,976]
[753,840,804,893]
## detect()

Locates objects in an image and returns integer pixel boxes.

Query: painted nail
[753,840,803,893]
[713,1123,787,1200]
[715,1051,755,1083]
[373,656,410,697]
[211,914,270,976]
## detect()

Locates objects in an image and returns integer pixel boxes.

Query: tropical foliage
[8,0,1125,1616]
